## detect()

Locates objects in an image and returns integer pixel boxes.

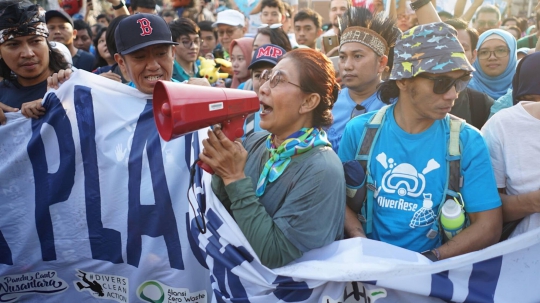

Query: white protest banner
[0,70,212,303]
[190,157,540,303]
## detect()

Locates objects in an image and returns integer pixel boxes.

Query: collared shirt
[172,59,200,82]
[326,88,387,153]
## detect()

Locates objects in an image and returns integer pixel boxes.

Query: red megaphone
[153,80,260,174]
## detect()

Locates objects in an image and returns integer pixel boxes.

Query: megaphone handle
[197,160,215,174]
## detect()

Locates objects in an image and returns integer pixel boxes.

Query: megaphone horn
[153,80,260,173]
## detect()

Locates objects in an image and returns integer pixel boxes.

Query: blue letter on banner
[74,85,123,263]
[28,93,76,261]
[127,103,183,270]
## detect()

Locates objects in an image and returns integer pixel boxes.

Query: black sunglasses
[350,104,366,119]
[416,73,472,94]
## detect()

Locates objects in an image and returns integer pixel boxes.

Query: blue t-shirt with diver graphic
[338,105,501,252]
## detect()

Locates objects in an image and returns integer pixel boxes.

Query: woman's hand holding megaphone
[200,125,247,186]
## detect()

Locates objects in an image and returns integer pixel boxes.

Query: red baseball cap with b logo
[115,13,178,55]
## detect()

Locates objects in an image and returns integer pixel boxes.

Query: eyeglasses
[260,69,302,89]
[217,27,241,37]
[476,20,499,27]
[180,38,200,49]
[416,73,472,94]
[258,23,283,29]
[350,104,366,119]
[477,47,510,60]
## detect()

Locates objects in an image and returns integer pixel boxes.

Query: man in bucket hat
[338,22,502,262]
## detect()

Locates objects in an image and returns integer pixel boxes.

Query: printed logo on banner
[0,270,68,302]
[323,282,387,303]
[73,270,128,303]
[137,280,207,303]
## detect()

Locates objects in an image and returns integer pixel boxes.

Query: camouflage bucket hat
[390,22,474,80]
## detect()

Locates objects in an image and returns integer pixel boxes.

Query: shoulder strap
[356,105,390,172]
[448,114,463,194]
[427,114,465,241]
[354,105,391,235]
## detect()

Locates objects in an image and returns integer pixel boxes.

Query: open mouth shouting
[260,101,273,116]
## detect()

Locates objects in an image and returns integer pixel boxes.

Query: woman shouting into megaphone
[200,48,345,269]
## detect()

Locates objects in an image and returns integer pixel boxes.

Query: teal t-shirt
[338,105,501,252]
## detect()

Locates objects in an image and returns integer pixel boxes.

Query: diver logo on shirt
[375,152,440,198]
[374,152,441,228]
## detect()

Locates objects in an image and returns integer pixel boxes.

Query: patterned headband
[0,17,48,44]
[340,26,389,57]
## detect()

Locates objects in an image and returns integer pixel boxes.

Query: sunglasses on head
[258,23,283,29]
[415,73,472,94]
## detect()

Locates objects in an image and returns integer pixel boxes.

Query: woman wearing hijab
[230,37,254,89]
[490,51,540,116]
[468,29,517,100]
[200,49,345,269]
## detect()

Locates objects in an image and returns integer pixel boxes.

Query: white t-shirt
[482,101,540,236]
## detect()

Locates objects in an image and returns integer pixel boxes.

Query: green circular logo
[138,281,165,303]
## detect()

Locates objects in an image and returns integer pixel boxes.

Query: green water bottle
[441,199,465,240]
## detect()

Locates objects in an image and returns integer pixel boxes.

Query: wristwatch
[112,1,125,10]
[410,0,431,11]
[421,250,439,262]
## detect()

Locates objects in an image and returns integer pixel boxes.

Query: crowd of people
[1,0,539,272]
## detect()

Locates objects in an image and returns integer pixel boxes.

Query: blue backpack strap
[354,105,391,235]
[428,114,465,241]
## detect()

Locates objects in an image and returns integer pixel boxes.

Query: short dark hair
[255,27,292,52]
[474,5,501,21]
[445,18,479,50]
[161,9,178,19]
[169,18,199,42]
[438,11,453,20]
[96,14,110,23]
[502,17,518,26]
[74,19,92,38]
[506,25,522,38]
[131,0,156,10]
[198,20,217,40]
[294,9,323,29]
[106,15,129,55]
[260,0,285,16]
[0,41,69,81]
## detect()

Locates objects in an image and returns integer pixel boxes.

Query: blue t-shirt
[73,49,96,72]
[338,105,501,252]
[0,79,47,108]
[327,88,386,153]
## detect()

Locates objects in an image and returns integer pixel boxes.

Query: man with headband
[338,22,502,261]
[326,7,400,152]
[0,0,70,124]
